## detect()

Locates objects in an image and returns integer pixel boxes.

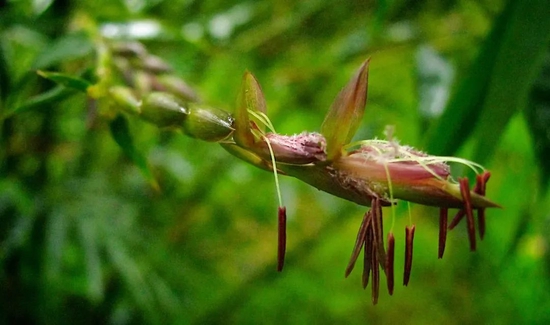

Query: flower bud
[140,92,188,127]
[181,103,234,142]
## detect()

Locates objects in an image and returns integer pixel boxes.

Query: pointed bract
[235,72,267,147]
[321,59,370,160]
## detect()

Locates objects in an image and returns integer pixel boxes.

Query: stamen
[371,197,386,270]
[362,222,374,289]
[475,172,491,239]
[482,171,491,186]
[448,210,465,230]
[459,178,476,251]
[371,239,380,305]
[386,232,395,295]
[404,225,415,286]
[345,211,372,277]
[247,109,276,133]
[277,207,287,272]
[260,132,287,271]
[438,208,448,259]
[382,163,396,231]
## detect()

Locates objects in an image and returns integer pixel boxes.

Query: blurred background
[1,0,550,323]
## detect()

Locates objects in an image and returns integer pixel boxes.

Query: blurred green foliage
[1,0,550,324]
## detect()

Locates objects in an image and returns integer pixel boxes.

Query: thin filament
[383,163,396,232]
[248,109,276,133]
[262,135,283,208]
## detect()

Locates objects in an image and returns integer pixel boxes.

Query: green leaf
[472,0,550,163]
[37,70,91,92]
[109,114,159,191]
[32,32,93,69]
[424,0,513,156]
[0,180,35,259]
[0,41,9,102]
[3,86,75,119]
[321,59,369,160]
[525,50,550,189]
[426,0,550,164]
[44,209,69,283]
[105,237,155,315]
[76,211,104,302]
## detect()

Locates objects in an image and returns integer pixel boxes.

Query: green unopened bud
[182,103,234,142]
[140,92,188,127]
[109,86,140,115]
[139,93,234,141]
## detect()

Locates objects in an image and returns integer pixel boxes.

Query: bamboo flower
[106,49,500,303]
[221,59,500,303]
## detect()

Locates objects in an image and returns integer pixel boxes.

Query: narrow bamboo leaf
[0,180,36,256]
[109,114,159,191]
[525,51,550,188]
[3,86,75,118]
[0,43,9,101]
[76,213,104,302]
[424,0,514,155]
[426,0,550,162]
[44,209,68,282]
[321,59,369,160]
[105,237,155,312]
[32,32,93,69]
[37,70,91,92]
[148,273,180,313]
[472,0,550,163]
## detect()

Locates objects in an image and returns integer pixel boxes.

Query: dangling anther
[277,207,287,272]
[403,225,415,286]
[371,239,380,305]
[458,178,476,251]
[438,208,448,259]
[362,223,374,289]
[475,172,491,239]
[448,210,465,230]
[371,197,386,270]
[386,232,395,295]
[345,211,372,277]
